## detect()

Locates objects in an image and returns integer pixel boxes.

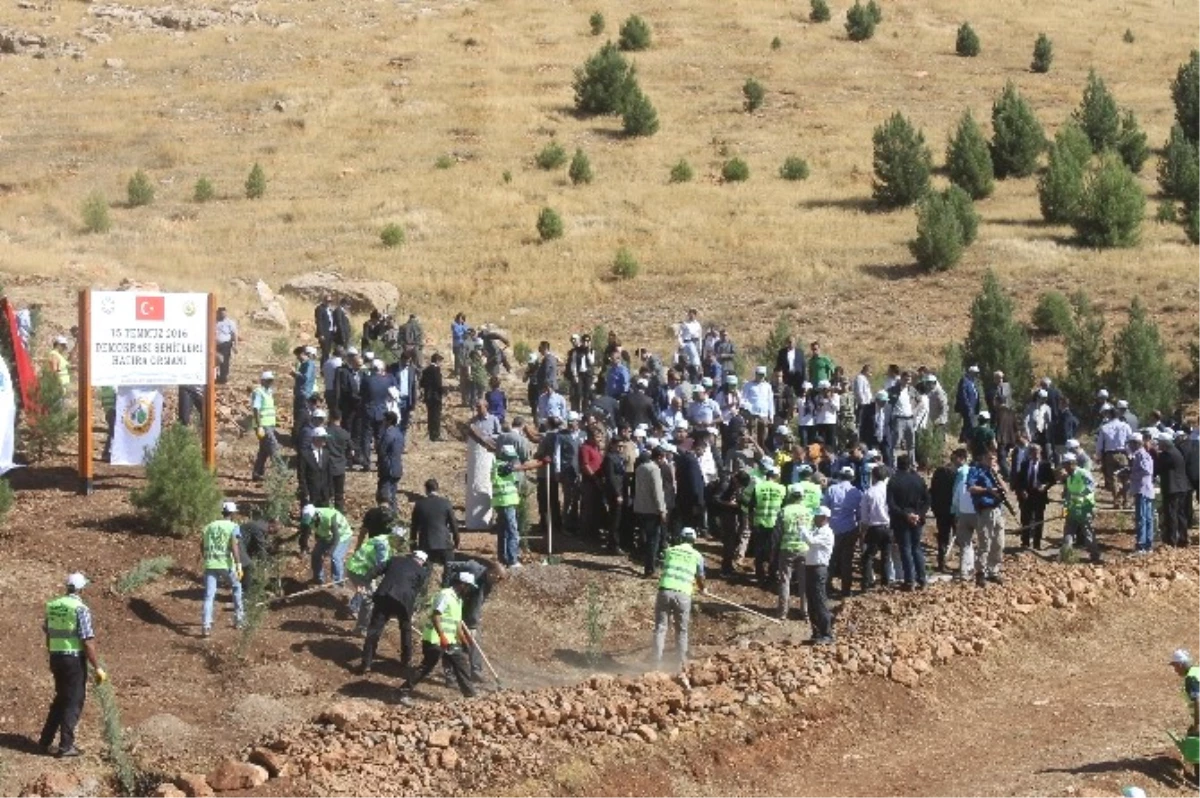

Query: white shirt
[1096,418,1131,458]
[741,380,774,419]
[955,464,976,516]
[799,397,815,427]
[800,522,834,566]
[680,319,702,344]
[859,480,890,526]
[913,393,930,430]
[813,393,839,425]
[1028,403,1050,434]
[698,448,720,484]
[894,387,914,418]
[853,373,873,408]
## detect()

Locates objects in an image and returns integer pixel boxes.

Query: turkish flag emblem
[135,296,165,321]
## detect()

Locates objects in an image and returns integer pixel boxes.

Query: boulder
[248,747,288,778]
[888,661,920,688]
[206,760,268,792]
[280,271,399,315]
[318,700,381,731]
[173,774,213,798]
[251,279,289,331]
[426,728,453,748]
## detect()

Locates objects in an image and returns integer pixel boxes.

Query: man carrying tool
[776,483,814,620]
[40,573,105,758]
[442,559,507,685]
[1061,453,1100,564]
[399,571,479,699]
[360,550,429,674]
[201,502,244,638]
[1170,649,1200,737]
[301,503,352,584]
[346,521,408,634]
[653,527,705,670]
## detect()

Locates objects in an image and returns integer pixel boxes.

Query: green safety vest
[1065,469,1095,519]
[421,588,463,646]
[45,595,84,655]
[491,463,520,508]
[346,535,392,578]
[658,543,702,595]
[253,386,276,428]
[203,519,238,571]
[48,349,70,387]
[1184,666,1200,706]
[779,502,814,555]
[752,480,786,529]
[312,507,350,543]
[800,481,822,513]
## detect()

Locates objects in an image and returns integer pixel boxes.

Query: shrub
[82,192,111,234]
[1037,125,1090,224]
[1188,202,1200,244]
[245,162,266,199]
[270,336,291,357]
[1115,110,1149,174]
[810,0,831,22]
[537,207,564,241]
[502,170,513,184]
[1031,33,1053,73]
[612,247,640,279]
[261,453,293,524]
[1122,28,1135,43]
[1032,290,1074,335]
[962,270,1034,401]
[955,23,980,57]
[117,556,175,595]
[669,158,694,183]
[127,170,154,207]
[1171,50,1199,144]
[910,190,965,272]
[130,423,222,537]
[871,111,932,207]
[1074,70,1120,154]
[990,82,1045,178]
[1158,124,1200,201]
[95,668,139,796]
[1059,290,1107,416]
[722,157,750,182]
[1156,200,1179,223]
[573,43,637,115]
[845,2,876,41]
[569,149,594,185]
[589,11,604,35]
[622,87,659,136]
[0,478,13,527]
[435,154,454,169]
[1072,152,1145,248]
[1107,297,1178,417]
[915,424,947,469]
[380,223,405,248]
[24,366,76,462]
[193,177,214,203]
[770,36,782,51]
[779,156,810,181]
[757,315,794,365]
[945,184,979,245]
[743,78,765,112]
[618,15,651,51]
[535,141,568,170]
[945,109,995,199]
[866,0,882,23]
[1055,122,1094,168]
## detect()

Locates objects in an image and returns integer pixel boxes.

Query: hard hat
[1066,439,1080,449]
[412,550,429,564]
[66,572,88,591]
[53,335,68,345]
[458,571,477,587]
[345,347,359,356]
[680,527,697,540]
[815,506,832,518]
[301,504,316,519]
[875,390,889,401]
[372,359,385,371]
[1116,399,1129,409]
[787,483,805,496]
[312,408,327,419]
[1062,453,1077,464]
[311,426,328,439]
[839,465,855,477]
[775,425,791,436]
[260,370,275,381]
[817,379,831,389]
[978,410,991,419]
[363,351,375,360]
[221,501,238,514]
[1171,648,1192,666]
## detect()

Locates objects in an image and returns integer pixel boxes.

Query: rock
[248,747,288,778]
[18,772,81,798]
[251,279,289,330]
[173,773,213,798]
[318,700,381,731]
[889,661,920,688]
[910,658,932,674]
[636,724,658,743]
[151,785,186,798]
[280,271,400,315]
[1012,602,1036,614]
[427,728,453,748]
[1051,591,1069,608]
[103,57,124,68]
[439,749,459,769]
[206,760,268,792]
[117,278,160,291]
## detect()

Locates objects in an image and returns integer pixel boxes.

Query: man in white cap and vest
[1170,649,1200,737]
[40,573,105,757]
[201,502,244,637]
[302,503,353,584]
[653,527,705,670]
[251,371,278,481]
[399,571,479,699]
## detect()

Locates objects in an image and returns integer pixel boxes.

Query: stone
[251,279,289,330]
[173,773,213,798]
[18,772,80,798]
[103,57,124,68]
[318,700,381,731]
[889,661,920,688]
[427,728,453,748]
[151,785,185,798]
[636,724,658,743]
[439,749,459,769]
[1052,591,1069,608]
[280,271,400,315]
[248,747,288,778]
[206,760,268,792]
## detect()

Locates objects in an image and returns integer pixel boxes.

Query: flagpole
[77,290,93,496]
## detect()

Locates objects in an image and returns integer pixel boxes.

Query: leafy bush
[622,87,659,136]
[117,556,175,595]
[770,36,782,51]
[810,0,831,22]
[130,423,222,537]
[945,184,979,245]
[779,156,810,181]
[845,2,876,41]
[1031,33,1053,73]
[962,270,1034,401]
[669,159,694,183]
[871,111,932,207]
[1156,200,1179,223]
[1072,152,1145,248]
[245,162,266,199]
[569,148,594,185]
[535,141,568,170]
[990,82,1045,178]
[82,192,111,234]
[743,78,765,112]
[955,23,980,57]
[127,170,154,207]
[1122,28,1135,44]
[866,0,882,23]
[573,43,637,115]
[589,11,604,35]
[1107,297,1178,417]
[502,170,513,184]
[435,154,454,169]
[722,157,750,182]
[193,177,215,203]
[537,207,564,241]
[24,366,76,462]
[1031,291,1073,335]
[618,15,652,51]
[1074,70,1120,154]
[910,190,965,272]
[1171,50,1199,144]
[1037,125,1090,224]
[612,247,640,280]
[945,109,994,199]
[380,223,406,248]
[1158,124,1200,201]
[270,336,291,357]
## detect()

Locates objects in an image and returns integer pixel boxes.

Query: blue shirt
[606,364,630,399]
[451,321,468,348]
[485,388,507,423]
[824,480,863,535]
[537,391,568,424]
[966,464,1000,510]
[295,360,316,400]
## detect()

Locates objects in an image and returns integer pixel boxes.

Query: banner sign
[88,292,209,387]
[0,354,18,475]
[110,387,165,466]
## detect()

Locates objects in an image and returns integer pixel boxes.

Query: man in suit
[360,359,395,470]
[299,427,333,508]
[389,352,421,437]
[955,365,981,443]
[673,443,706,537]
[333,299,353,353]
[536,340,559,392]
[774,336,806,393]
[420,353,445,442]
[314,295,339,362]
[334,349,365,467]
[859,391,893,469]
[376,411,404,513]
[325,410,351,512]
[1012,443,1054,549]
[411,478,459,584]
[1157,431,1191,547]
[619,378,656,430]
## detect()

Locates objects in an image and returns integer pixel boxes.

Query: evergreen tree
[1116,110,1150,173]
[962,270,1034,400]
[1171,50,1199,144]
[621,86,659,136]
[130,423,222,537]
[990,82,1045,178]
[1157,123,1199,201]
[1030,33,1053,74]
[1038,127,1089,224]
[955,23,981,57]
[568,148,594,185]
[1072,151,1145,248]
[573,43,637,116]
[845,1,876,41]
[910,190,965,272]
[945,109,995,199]
[871,111,932,207]
[1058,290,1107,418]
[945,184,980,245]
[1107,297,1178,418]
[1074,70,1121,153]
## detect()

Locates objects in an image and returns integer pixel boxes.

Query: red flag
[135,295,165,321]
[0,298,38,411]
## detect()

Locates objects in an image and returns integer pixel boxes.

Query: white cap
[817,379,831,389]
[312,426,328,439]
[802,381,813,391]
[775,425,790,436]
[875,390,889,401]
[312,407,327,419]
[1037,389,1047,398]
[1066,439,1080,449]
[1121,788,1146,798]
[222,500,238,514]
[661,443,677,454]
[866,448,881,459]
[1116,399,1129,409]
[691,385,703,394]
[66,572,88,591]
[701,377,713,388]
[815,506,831,518]
[261,370,275,380]
[1041,377,1052,387]
[54,335,68,345]
[1128,433,1143,443]
[637,378,649,387]
[633,428,646,438]
[978,410,991,419]
[1159,430,1176,443]
[676,419,689,430]
[1097,388,1109,398]
[725,375,738,385]
[1171,648,1192,666]
[304,345,317,355]
[925,375,938,384]
[458,571,477,587]
[755,365,767,375]
[301,503,316,519]
[527,353,537,364]
[346,346,359,356]
[412,550,429,564]
[364,351,375,360]
[568,411,581,422]
[372,358,385,371]
[646,437,660,448]
[968,365,980,373]
[839,465,855,477]
[1062,453,1077,463]
[680,527,697,540]
[787,483,805,496]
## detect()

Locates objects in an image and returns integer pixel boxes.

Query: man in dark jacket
[376,412,404,513]
[389,352,421,437]
[886,454,930,589]
[334,350,365,467]
[955,365,981,443]
[298,427,333,508]
[411,478,459,580]
[360,550,429,673]
[1157,434,1191,547]
[929,448,963,571]
[1013,443,1055,549]
[360,360,395,469]
[618,380,657,430]
[602,437,628,552]
[314,296,339,362]
[325,411,351,512]
[859,391,894,469]
[333,298,353,352]
[420,354,445,442]
[774,336,806,393]
[673,445,706,536]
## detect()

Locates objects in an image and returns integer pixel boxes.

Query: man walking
[360,550,429,674]
[1157,430,1191,548]
[400,572,479,699]
[376,411,404,513]
[955,365,981,443]
[1095,407,1132,508]
[652,527,705,670]
[1127,433,1155,553]
[411,478,458,582]
[887,454,930,590]
[859,465,891,590]
[929,450,960,571]
[491,445,534,567]
[214,306,238,384]
[40,573,105,758]
[1013,443,1054,550]
[420,353,445,442]
[201,502,244,637]
[634,448,669,576]
[741,366,775,448]
[325,411,351,512]
[250,371,278,481]
[746,462,785,583]
[777,484,814,619]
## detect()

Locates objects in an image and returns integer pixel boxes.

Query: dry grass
[0,0,1195,371]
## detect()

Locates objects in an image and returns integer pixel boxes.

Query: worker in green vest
[201,502,244,638]
[39,573,105,758]
[99,386,117,462]
[346,522,408,633]
[653,527,705,669]
[46,335,70,390]
[777,483,814,620]
[251,370,278,482]
[301,503,352,584]
[492,444,539,567]
[746,463,786,583]
[1171,649,1200,736]
[1060,453,1100,563]
[399,571,479,700]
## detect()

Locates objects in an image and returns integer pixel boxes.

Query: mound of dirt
[226,694,304,737]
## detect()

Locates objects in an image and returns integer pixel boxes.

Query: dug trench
[210,548,1198,798]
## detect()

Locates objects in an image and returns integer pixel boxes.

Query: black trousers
[40,654,87,750]
[405,642,475,697]
[861,524,893,589]
[425,400,442,441]
[361,596,413,670]
[805,565,832,639]
[331,473,346,512]
[216,341,234,384]
[830,530,859,596]
[1019,498,1047,547]
[1164,492,1191,547]
[934,514,954,567]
